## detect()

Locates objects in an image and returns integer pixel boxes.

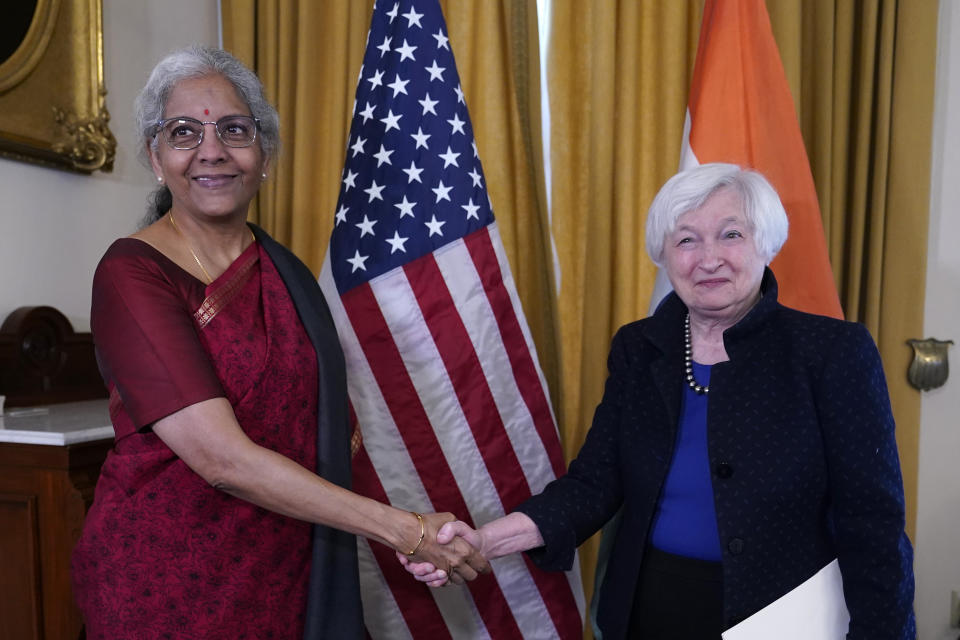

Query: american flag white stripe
[484,223,560,448]
[370,265,506,519]
[351,445,465,639]
[390,235,577,639]
[401,254,534,507]
[356,539,416,640]
[432,236,556,492]
[463,228,567,480]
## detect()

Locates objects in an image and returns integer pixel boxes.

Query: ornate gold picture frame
[0,0,115,173]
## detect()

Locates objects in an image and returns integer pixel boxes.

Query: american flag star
[327,3,494,292]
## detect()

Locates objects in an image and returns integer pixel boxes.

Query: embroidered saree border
[193,252,259,329]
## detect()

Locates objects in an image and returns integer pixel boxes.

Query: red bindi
[204,108,209,115]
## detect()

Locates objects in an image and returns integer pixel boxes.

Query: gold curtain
[765,0,938,540]
[222,0,375,270]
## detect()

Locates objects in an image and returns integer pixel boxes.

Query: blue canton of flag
[330,1,493,293]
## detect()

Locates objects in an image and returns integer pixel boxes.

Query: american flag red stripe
[404,253,533,506]
[340,280,475,516]
[464,228,567,479]
[319,0,584,636]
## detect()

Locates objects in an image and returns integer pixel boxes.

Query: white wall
[916,1,960,638]
[0,0,220,331]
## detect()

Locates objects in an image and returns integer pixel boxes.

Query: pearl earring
[156,175,164,184]
[261,172,268,180]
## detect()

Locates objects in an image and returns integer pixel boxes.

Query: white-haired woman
[71,46,486,640]
[403,163,915,639]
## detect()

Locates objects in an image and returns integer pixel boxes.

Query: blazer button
[715,462,733,479]
[727,538,745,555]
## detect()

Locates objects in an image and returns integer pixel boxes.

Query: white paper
[722,559,849,640]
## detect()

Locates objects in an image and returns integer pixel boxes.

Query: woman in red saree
[71,46,486,640]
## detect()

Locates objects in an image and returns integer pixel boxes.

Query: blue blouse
[650,362,722,561]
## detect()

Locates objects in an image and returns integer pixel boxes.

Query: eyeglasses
[154,115,261,150]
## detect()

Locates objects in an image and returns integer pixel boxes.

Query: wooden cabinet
[0,307,112,639]
[0,402,112,640]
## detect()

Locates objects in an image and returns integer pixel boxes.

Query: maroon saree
[73,238,319,639]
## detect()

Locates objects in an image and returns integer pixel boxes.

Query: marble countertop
[0,399,114,445]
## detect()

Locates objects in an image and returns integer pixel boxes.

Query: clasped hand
[397,517,485,587]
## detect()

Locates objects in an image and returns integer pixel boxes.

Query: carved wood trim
[0,306,106,407]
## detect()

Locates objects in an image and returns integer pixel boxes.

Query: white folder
[721,559,850,640]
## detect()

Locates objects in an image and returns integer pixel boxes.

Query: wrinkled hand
[398,520,484,587]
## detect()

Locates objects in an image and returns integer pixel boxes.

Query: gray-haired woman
[404,163,915,639]
[71,45,486,640]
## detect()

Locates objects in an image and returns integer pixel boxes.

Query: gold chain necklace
[168,213,213,284]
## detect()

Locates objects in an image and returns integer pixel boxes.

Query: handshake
[395,511,542,587]
[395,513,490,587]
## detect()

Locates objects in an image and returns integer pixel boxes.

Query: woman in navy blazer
[403,163,915,639]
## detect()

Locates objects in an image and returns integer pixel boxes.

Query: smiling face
[148,73,267,223]
[663,187,767,325]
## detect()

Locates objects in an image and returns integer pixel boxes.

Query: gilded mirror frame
[0,0,116,173]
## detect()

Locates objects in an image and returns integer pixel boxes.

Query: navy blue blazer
[516,269,915,639]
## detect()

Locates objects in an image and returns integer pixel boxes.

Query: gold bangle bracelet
[405,512,425,556]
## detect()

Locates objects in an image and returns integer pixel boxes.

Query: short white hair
[645,163,789,266]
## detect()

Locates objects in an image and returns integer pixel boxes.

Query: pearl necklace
[684,313,709,395]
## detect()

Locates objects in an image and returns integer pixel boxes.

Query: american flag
[318,1,584,638]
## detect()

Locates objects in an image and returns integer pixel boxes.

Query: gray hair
[645,163,789,266]
[134,45,280,222]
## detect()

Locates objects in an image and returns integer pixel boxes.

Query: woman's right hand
[404,514,489,585]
